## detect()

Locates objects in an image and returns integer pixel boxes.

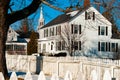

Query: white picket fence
[0,71,73,80]
[0,69,113,80]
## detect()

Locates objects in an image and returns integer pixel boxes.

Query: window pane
[74,41,78,50]
[74,25,78,34]
[101,27,105,35]
[101,42,105,51]
[112,43,116,52]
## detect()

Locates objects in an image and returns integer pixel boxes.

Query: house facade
[6,27,28,55]
[38,6,120,58]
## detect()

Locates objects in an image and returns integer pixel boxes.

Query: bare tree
[0,0,66,79]
[56,24,85,56]
[0,0,120,79]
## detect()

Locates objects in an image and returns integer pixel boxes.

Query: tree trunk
[0,1,10,79]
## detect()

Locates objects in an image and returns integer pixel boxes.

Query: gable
[69,6,112,26]
[7,27,19,42]
[41,6,112,29]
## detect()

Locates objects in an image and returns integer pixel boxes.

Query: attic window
[85,11,95,20]
[9,30,11,33]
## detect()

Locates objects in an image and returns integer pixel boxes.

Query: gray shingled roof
[41,14,73,29]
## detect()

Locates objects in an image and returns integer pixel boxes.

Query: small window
[74,25,78,34]
[101,27,105,35]
[101,42,105,51]
[74,41,78,50]
[85,11,95,20]
[111,43,116,52]
[98,26,108,36]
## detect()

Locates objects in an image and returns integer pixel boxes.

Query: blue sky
[10,0,120,31]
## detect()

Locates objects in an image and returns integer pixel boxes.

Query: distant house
[6,27,28,55]
[37,6,120,58]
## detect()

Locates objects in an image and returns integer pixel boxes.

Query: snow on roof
[67,10,79,17]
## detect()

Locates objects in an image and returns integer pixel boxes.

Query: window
[61,41,65,50]
[44,29,48,37]
[71,24,81,34]
[85,11,95,20]
[98,42,118,52]
[56,26,61,35]
[58,41,61,50]
[71,41,81,51]
[42,44,46,52]
[51,28,54,36]
[101,42,105,51]
[46,29,48,37]
[98,42,106,51]
[101,27,105,35]
[74,41,78,50]
[74,25,78,34]
[98,26,108,36]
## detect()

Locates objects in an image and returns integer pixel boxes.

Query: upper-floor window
[50,27,54,36]
[74,25,78,34]
[44,29,48,37]
[85,11,95,20]
[98,26,108,36]
[55,26,61,35]
[71,24,81,34]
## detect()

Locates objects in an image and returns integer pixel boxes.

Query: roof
[41,6,112,29]
[41,6,94,29]
[41,14,73,29]
[41,9,85,29]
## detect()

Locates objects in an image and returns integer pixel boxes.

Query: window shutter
[79,41,81,50]
[98,42,100,51]
[106,42,107,51]
[44,30,45,37]
[98,26,100,35]
[109,42,110,51]
[71,24,74,34]
[50,28,51,36]
[56,27,57,35]
[53,27,54,36]
[85,11,87,20]
[93,12,95,20]
[106,27,108,36]
[116,43,118,52]
[79,25,81,34]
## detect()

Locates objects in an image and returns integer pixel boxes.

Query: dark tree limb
[7,0,42,25]
[41,0,66,13]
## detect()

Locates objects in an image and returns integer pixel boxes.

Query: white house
[6,27,28,55]
[37,6,120,58]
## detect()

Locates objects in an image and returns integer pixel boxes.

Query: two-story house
[38,6,120,58]
[6,27,28,55]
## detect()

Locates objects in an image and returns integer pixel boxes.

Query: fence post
[24,71,32,80]
[38,71,46,80]
[10,72,18,80]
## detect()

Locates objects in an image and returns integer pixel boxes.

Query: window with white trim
[98,26,108,36]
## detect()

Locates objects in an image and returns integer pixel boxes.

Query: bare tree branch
[41,0,66,13]
[7,0,42,25]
